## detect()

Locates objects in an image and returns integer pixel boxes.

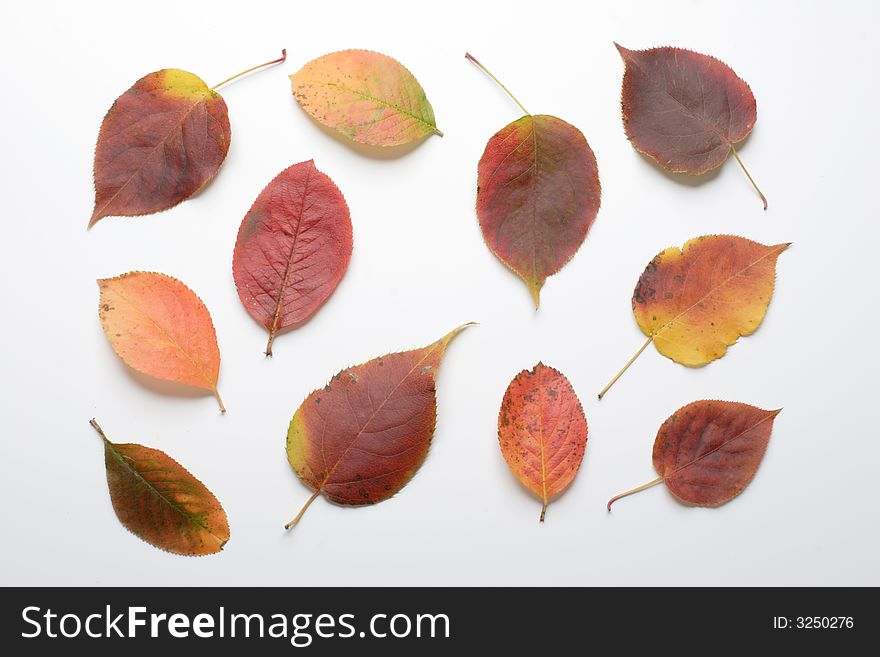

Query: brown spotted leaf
[598,235,788,398]
[89,420,230,555]
[498,363,588,521]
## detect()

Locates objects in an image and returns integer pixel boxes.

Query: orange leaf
[97,272,224,411]
[90,420,230,555]
[498,363,588,521]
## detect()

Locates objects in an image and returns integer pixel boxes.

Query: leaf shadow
[293,105,433,160]
[636,150,722,186]
[115,360,213,402]
[634,131,757,187]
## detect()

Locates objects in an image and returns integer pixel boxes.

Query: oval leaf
[90,69,231,227]
[498,363,588,521]
[290,49,441,147]
[284,324,474,529]
[616,43,766,207]
[90,420,230,555]
[232,160,353,356]
[476,114,601,307]
[98,272,224,411]
[633,235,788,366]
[608,401,780,510]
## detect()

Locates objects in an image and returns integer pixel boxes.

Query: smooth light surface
[0,0,877,586]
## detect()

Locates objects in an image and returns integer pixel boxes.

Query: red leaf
[89,51,286,227]
[89,69,230,226]
[284,324,473,530]
[468,54,600,307]
[232,160,353,356]
[608,400,781,510]
[615,43,766,208]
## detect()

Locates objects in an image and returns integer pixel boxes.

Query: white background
[1,0,877,587]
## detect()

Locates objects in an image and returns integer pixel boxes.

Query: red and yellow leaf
[468,54,600,307]
[232,160,353,356]
[98,272,224,411]
[608,401,781,510]
[598,235,788,398]
[284,324,473,529]
[90,69,230,226]
[90,420,230,555]
[615,43,766,208]
[290,50,441,147]
[498,363,588,521]
[634,235,788,366]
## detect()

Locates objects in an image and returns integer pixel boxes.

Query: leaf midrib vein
[317,343,442,491]
[666,411,776,481]
[652,244,785,339]
[94,93,208,219]
[268,164,312,340]
[107,283,213,389]
[300,79,436,132]
[105,441,222,542]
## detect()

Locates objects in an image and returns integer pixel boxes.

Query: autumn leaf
[290,50,442,147]
[98,272,225,411]
[232,160,353,356]
[598,235,788,398]
[89,50,286,227]
[89,420,230,555]
[607,401,781,510]
[467,53,601,308]
[284,323,474,530]
[615,43,767,209]
[498,363,588,521]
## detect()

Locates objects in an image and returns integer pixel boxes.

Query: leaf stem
[89,418,110,442]
[729,144,767,210]
[265,332,276,358]
[598,336,653,399]
[211,49,287,91]
[465,52,530,116]
[607,476,663,511]
[212,387,226,414]
[284,490,320,530]
[539,502,547,523]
